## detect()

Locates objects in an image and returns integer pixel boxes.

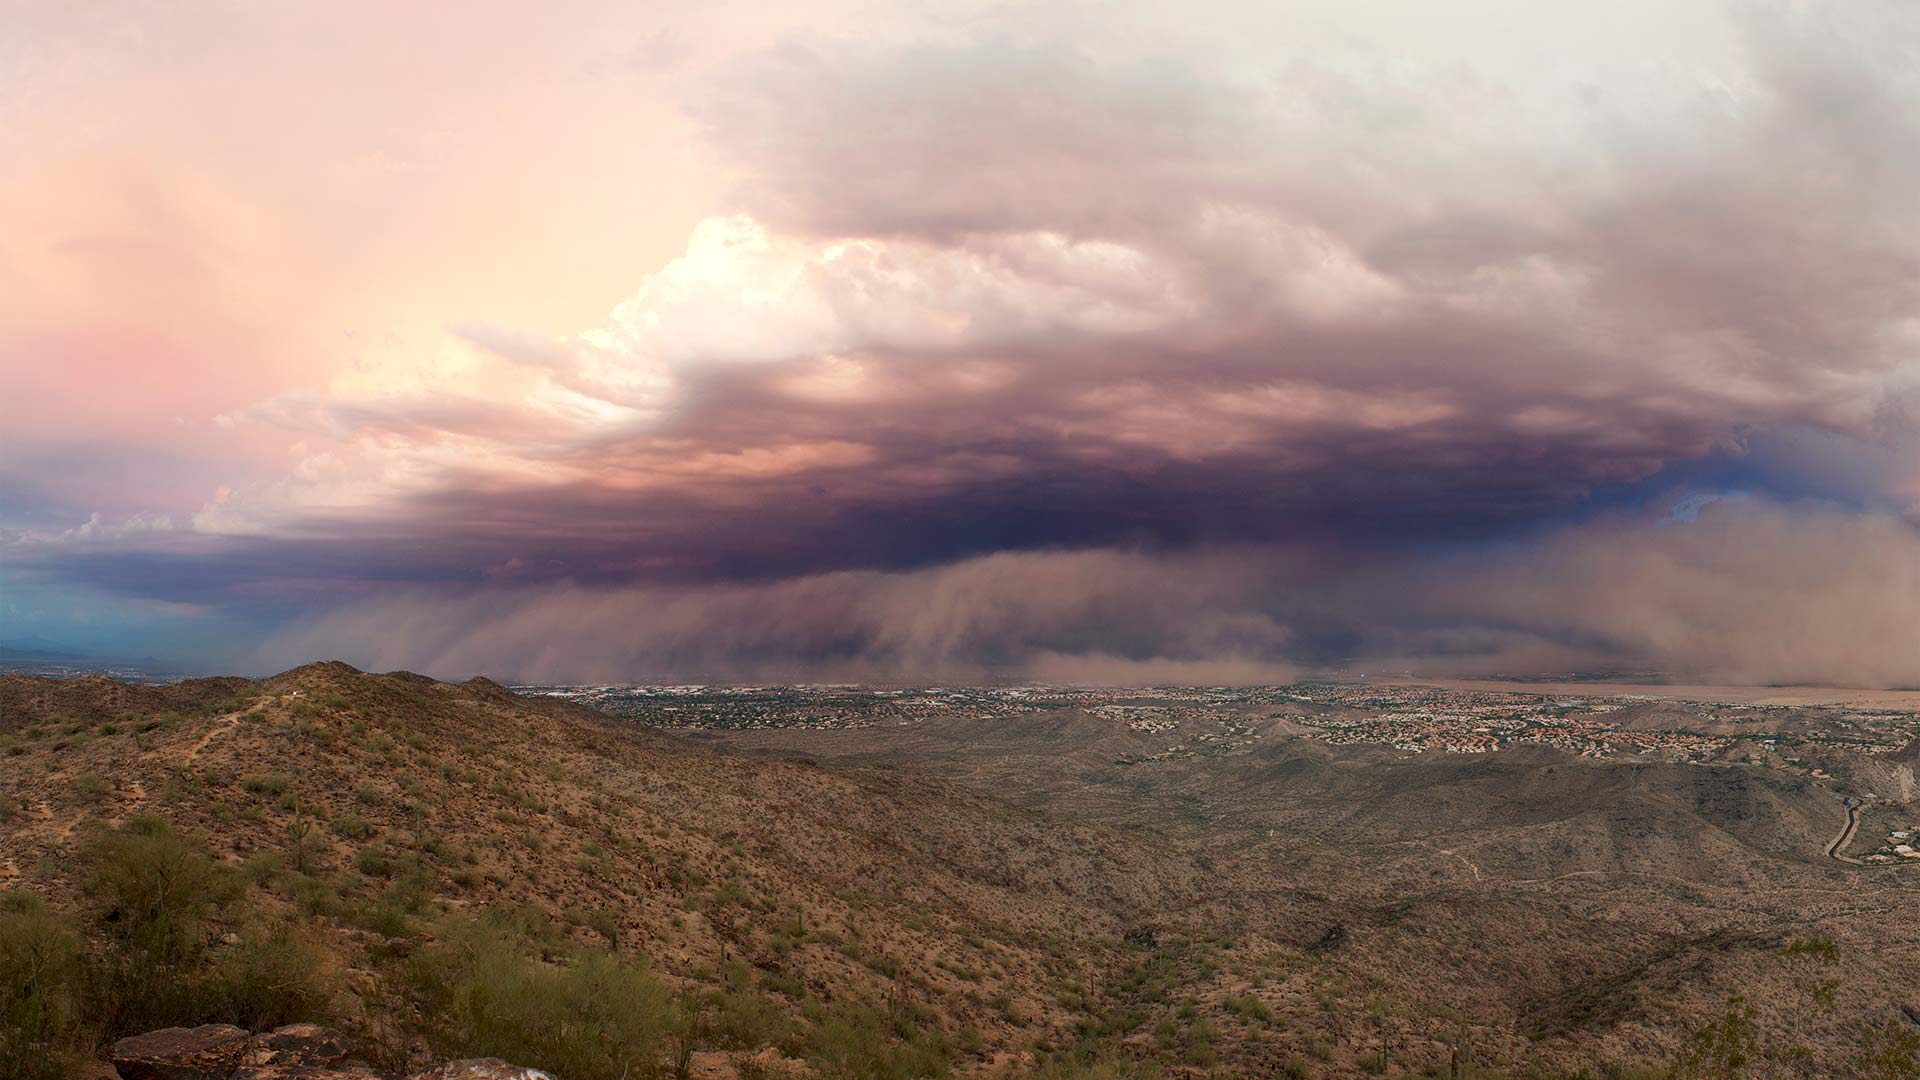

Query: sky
[3,1,1919,684]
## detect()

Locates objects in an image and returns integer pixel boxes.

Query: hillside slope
[4,666,1920,1079]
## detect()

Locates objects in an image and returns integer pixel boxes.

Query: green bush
[405,913,681,1079]
[1032,1056,1163,1079]
[1783,936,1840,963]
[704,984,797,1051]
[74,772,112,803]
[1672,999,1761,1080]
[1223,993,1274,1023]
[350,870,433,938]
[1851,1021,1920,1080]
[801,1000,951,1080]
[242,774,291,797]
[355,845,395,878]
[85,813,239,1031]
[80,812,330,1036]
[201,922,333,1029]
[0,891,86,1080]
[333,813,376,840]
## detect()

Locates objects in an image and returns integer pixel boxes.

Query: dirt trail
[186,710,246,759]
[1439,848,1483,882]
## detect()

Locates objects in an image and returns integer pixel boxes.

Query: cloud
[254,500,1920,688]
[1434,500,1920,688]
[171,2,1914,574]
[9,2,1920,681]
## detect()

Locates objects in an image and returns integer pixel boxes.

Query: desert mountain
[3,666,1920,1079]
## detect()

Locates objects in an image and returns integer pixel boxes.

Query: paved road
[1824,797,1862,862]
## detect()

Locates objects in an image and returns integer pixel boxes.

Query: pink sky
[5,1,1920,682]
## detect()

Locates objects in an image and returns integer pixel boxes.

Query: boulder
[112,1024,252,1080]
[406,1061,555,1080]
[230,1060,380,1068]
[241,1024,366,1069]
[111,1022,548,1080]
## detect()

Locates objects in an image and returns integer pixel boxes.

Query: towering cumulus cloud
[3,1,1918,683]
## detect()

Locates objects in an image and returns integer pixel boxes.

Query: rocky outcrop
[405,1061,554,1080]
[231,1022,383,1079]
[111,1023,550,1080]
[241,1023,366,1068]
[113,1026,253,1080]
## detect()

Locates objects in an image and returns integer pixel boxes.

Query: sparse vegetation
[3,665,1919,1079]
[405,912,680,1079]
[0,891,85,1080]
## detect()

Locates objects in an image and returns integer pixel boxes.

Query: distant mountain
[0,636,88,660]
[0,638,171,674]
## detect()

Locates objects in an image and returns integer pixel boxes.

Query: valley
[3,667,1919,1078]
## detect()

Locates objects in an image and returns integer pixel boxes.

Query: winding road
[1824,797,1862,863]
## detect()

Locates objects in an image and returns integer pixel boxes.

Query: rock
[1309,923,1348,952]
[113,1024,252,1080]
[115,1022,387,1080]
[242,1023,365,1068]
[406,1061,554,1080]
[232,1067,381,1080]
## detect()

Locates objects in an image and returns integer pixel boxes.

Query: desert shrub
[240,850,287,886]
[760,969,806,1000]
[350,869,434,938]
[333,813,376,840]
[283,871,349,919]
[351,896,414,939]
[0,793,20,821]
[242,774,291,796]
[1032,1056,1163,1079]
[801,1000,951,1080]
[1223,993,1273,1023]
[1602,1066,1674,1080]
[88,810,234,953]
[1671,999,1761,1080]
[201,922,332,1029]
[405,913,681,1079]
[484,901,569,960]
[354,845,395,878]
[74,772,111,803]
[1180,1019,1217,1066]
[0,891,86,1080]
[1851,1021,1920,1080]
[581,908,621,949]
[78,812,325,1034]
[1783,936,1839,963]
[703,984,797,1051]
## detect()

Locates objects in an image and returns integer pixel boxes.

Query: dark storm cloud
[256,499,1920,687]
[13,2,1920,682]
